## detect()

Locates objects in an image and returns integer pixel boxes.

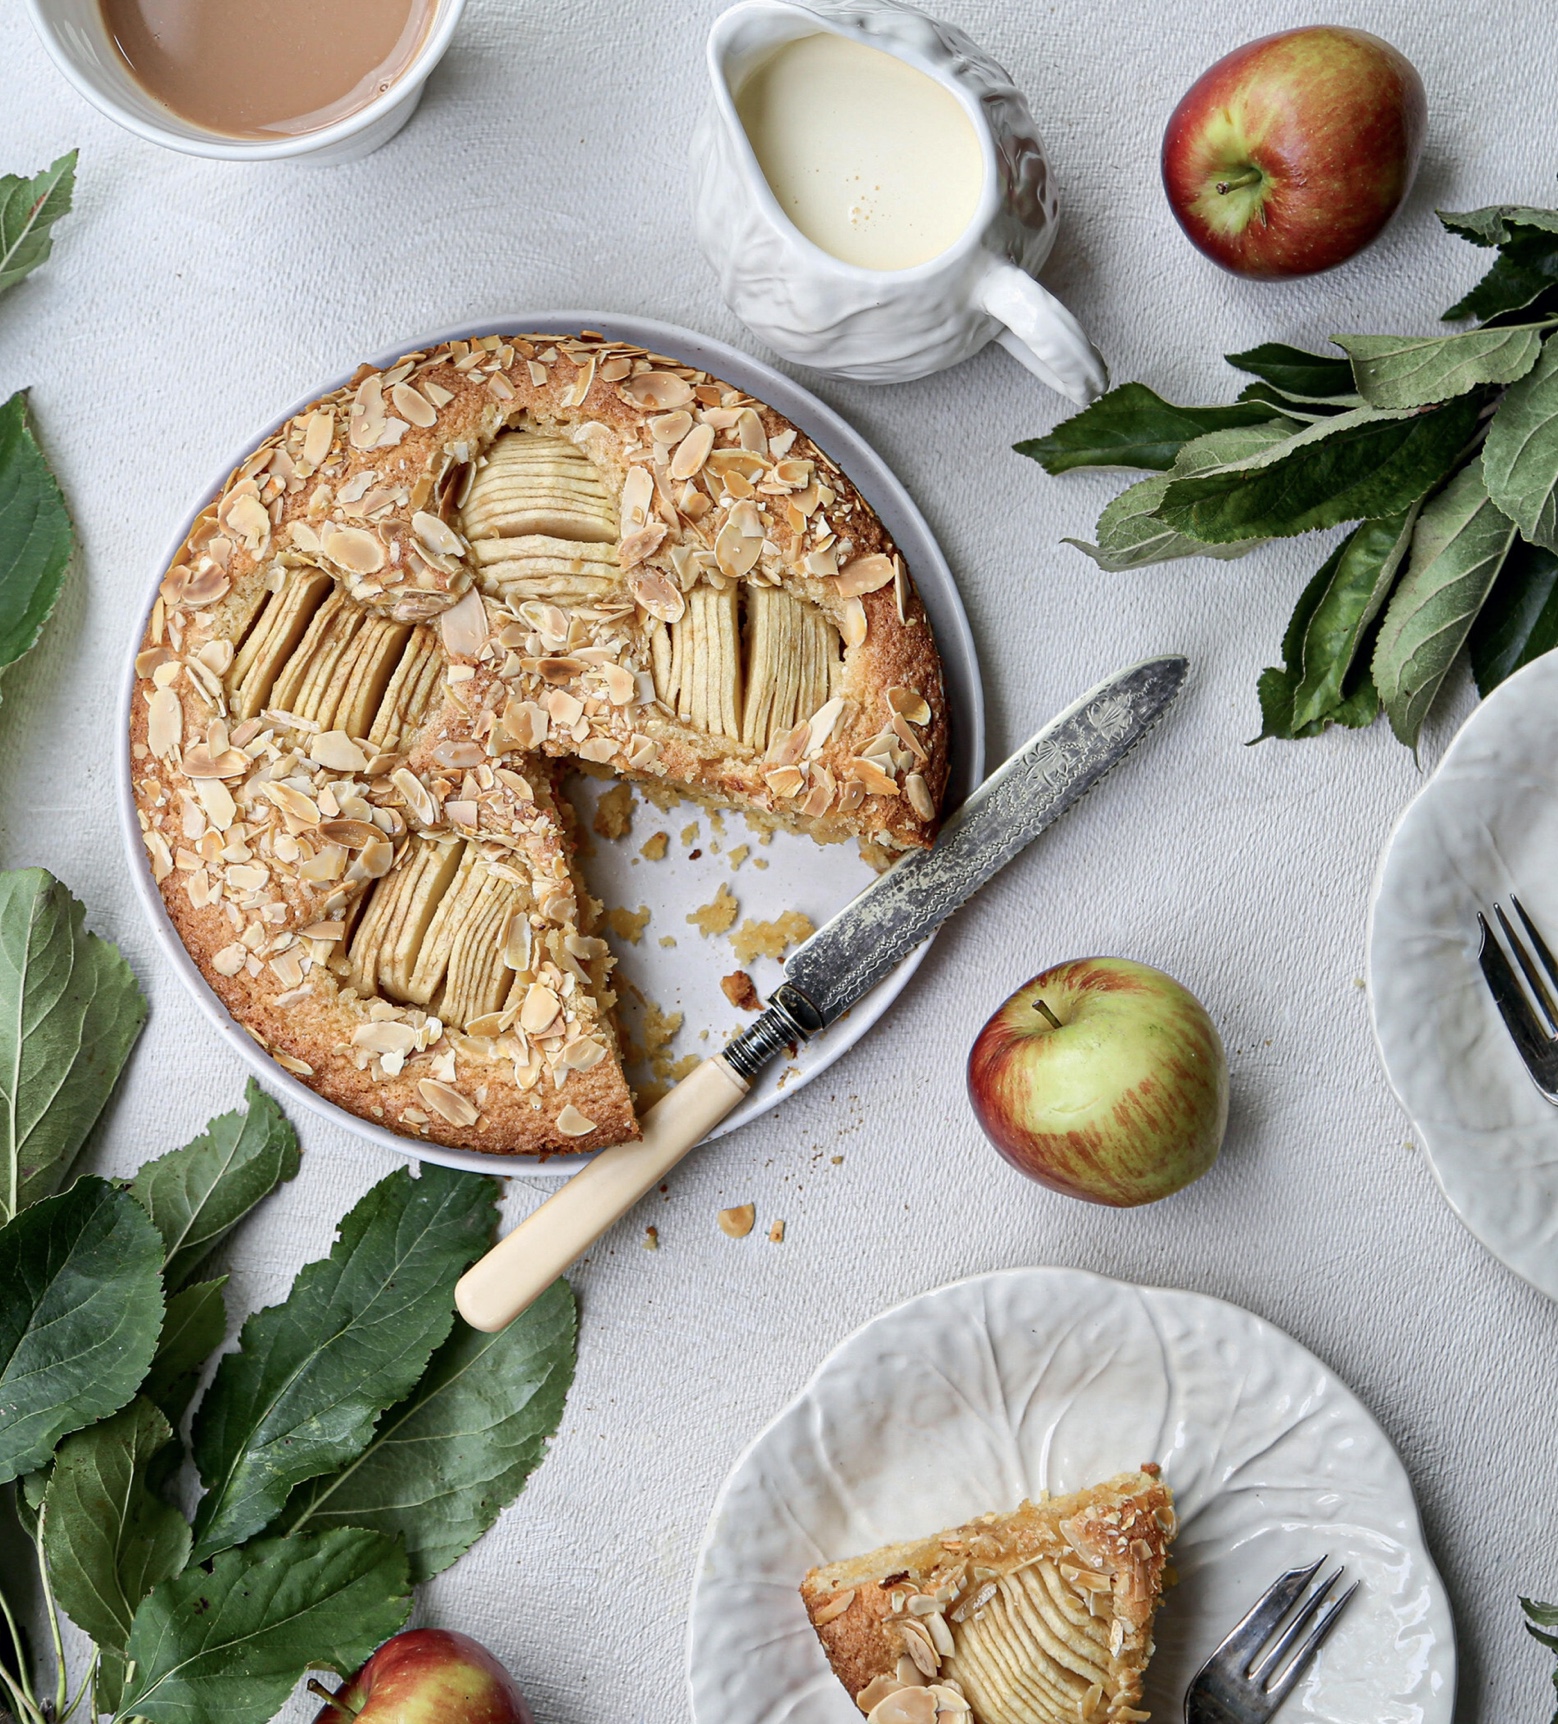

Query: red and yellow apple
[1161,26,1426,278]
[967,958,1227,1206]
[310,1629,532,1724]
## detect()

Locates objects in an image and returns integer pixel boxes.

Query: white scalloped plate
[687,1267,1453,1724]
[117,313,984,1175]
[1369,649,1558,1299]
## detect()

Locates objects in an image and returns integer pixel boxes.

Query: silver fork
[1477,896,1558,1103]
[1184,1558,1357,1724]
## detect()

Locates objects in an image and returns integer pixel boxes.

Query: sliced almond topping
[715,517,762,580]
[628,563,685,623]
[803,696,845,756]
[620,466,655,532]
[847,757,900,797]
[519,982,561,1035]
[302,409,335,466]
[439,587,488,658]
[320,524,386,575]
[812,1589,855,1626]
[887,686,931,725]
[627,372,694,411]
[147,687,182,759]
[619,523,669,570]
[211,944,247,977]
[431,739,485,769]
[310,731,369,774]
[391,381,437,427]
[353,1020,418,1056]
[319,819,380,848]
[418,1079,479,1128]
[560,1035,607,1071]
[555,1104,596,1136]
[904,773,936,821]
[391,767,437,826]
[839,595,868,649]
[835,553,895,597]
[413,509,463,558]
[183,745,251,779]
[669,421,715,480]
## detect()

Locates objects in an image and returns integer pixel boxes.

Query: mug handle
[977,259,1108,406]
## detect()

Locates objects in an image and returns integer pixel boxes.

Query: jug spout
[978,261,1108,406]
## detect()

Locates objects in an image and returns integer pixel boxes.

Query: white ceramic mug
[25,0,466,164]
[693,0,1107,403]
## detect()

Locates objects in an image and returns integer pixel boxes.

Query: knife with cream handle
[454,655,1188,1331]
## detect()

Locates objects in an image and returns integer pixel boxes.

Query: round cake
[128,332,950,1157]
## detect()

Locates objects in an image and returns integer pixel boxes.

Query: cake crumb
[721,970,763,1012]
[768,1219,786,1244]
[606,904,650,944]
[681,821,700,846]
[753,857,769,869]
[644,1225,659,1250]
[728,844,749,869]
[639,781,683,812]
[709,810,726,836]
[688,881,739,936]
[658,934,677,948]
[668,1053,700,1082]
[643,1001,684,1077]
[718,1203,756,1238]
[593,781,634,840]
[730,910,813,966]
[831,1154,844,1165]
[641,831,670,861]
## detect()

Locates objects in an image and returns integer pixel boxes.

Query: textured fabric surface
[0,2,1553,1719]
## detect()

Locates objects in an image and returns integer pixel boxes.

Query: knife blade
[723,653,1189,1074]
[454,653,1188,1331]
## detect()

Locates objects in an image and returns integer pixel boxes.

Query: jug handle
[976,259,1108,406]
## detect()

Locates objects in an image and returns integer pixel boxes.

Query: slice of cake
[800,1469,1174,1724]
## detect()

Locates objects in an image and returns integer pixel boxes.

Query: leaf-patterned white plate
[686,1267,1453,1724]
[1369,648,1558,1299]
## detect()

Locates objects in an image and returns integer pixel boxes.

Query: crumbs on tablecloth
[593,781,634,840]
[606,904,650,944]
[640,831,669,860]
[688,881,739,936]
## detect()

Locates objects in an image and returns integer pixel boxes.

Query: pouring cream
[734,31,984,271]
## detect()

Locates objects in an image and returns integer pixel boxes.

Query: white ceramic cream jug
[693,0,1107,403]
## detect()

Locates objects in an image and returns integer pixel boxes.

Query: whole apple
[310,1629,533,1724]
[1161,26,1426,278]
[967,958,1227,1206]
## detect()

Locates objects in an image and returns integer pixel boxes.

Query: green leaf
[1290,511,1420,730]
[1235,380,1363,419]
[1255,558,1380,742]
[189,1163,497,1561]
[1067,422,1290,570]
[1523,1595,1558,1628]
[131,1080,300,1292]
[141,1278,227,1429]
[0,867,146,1224]
[1483,336,1558,551]
[1443,235,1558,324]
[0,153,75,298]
[282,1278,576,1583]
[1335,325,1548,409]
[1226,342,1357,399]
[0,390,73,709]
[42,1397,189,1650]
[1439,205,1558,248]
[1468,536,1558,696]
[0,1177,164,1484]
[118,1526,410,1724]
[1156,395,1484,544]
[1013,381,1275,473]
[1373,460,1521,747]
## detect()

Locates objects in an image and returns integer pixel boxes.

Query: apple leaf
[1235,380,1363,420]
[1334,324,1548,410]
[118,1526,410,1724]
[1444,236,1558,325]
[1482,337,1558,551]
[141,1277,228,1429]
[1440,205,1558,249]
[1373,460,1521,747]
[0,866,147,1225]
[1256,554,1382,742]
[0,1177,164,1485]
[1289,509,1419,732]
[280,1278,576,1583]
[189,1163,497,1561]
[42,1396,190,1651]
[1225,343,1357,399]
[1468,536,1558,696]
[1013,381,1275,473]
[0,152,76,298]
[1156,394,1484,544]
[0,390,74,707]
[130,1080,299,1293]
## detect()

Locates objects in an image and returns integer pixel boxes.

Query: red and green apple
[967,957,1227,1206]
[311,1629,532,1724]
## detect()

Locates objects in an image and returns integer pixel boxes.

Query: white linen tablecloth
[1,2,1552,1718]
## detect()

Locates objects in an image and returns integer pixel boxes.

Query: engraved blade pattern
[782,656,1188,1025]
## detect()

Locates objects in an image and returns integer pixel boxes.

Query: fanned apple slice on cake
[800,1469,1175,1724]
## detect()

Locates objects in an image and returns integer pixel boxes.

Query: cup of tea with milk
[694,0,1107,402]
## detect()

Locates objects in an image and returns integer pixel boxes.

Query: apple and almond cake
[129,332,949,1156]
[800,1470,1175,1724]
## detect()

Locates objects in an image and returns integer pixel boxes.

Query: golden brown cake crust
[129,332,949,1158]
[800,1470,1175,1724]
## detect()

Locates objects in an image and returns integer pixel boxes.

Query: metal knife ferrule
[722,984,825,1081]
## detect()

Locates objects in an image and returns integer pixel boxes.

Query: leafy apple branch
[1019,201,1558,748]
[0,871,576,1724]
